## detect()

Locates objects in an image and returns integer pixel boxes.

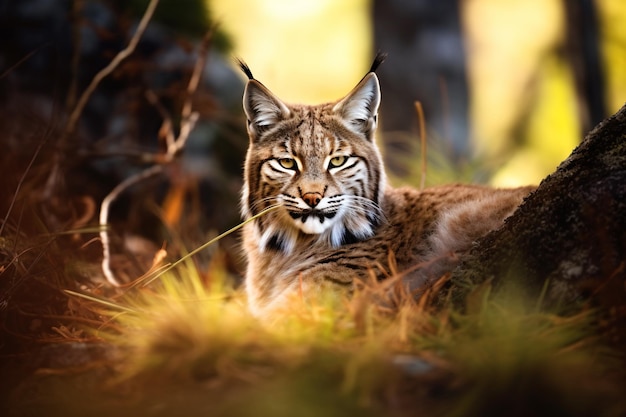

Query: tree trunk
[442,102,626,341]
[373,0,470,170]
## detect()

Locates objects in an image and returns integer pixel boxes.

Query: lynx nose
[302,192,322,208]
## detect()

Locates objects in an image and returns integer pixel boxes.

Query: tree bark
[442,103,626,339]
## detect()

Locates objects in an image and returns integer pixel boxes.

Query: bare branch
[181,29,214,121]
[43,0,160,202]
[100,164,164,286]
[100,27,215,286]
[65,0,160,139]
[414,101,427,190]
[0,44,50,80]
[145,90,177,150]
[168,28,214,157]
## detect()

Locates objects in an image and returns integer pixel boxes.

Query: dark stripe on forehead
[300,110,317,147]
[277,142,290,153]
[324,118,367,142]
[293,118,307,146]
[259,117,304,146]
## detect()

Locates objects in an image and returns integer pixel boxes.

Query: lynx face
[238,57,533,318]
[240,64,386,254]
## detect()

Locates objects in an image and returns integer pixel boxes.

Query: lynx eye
[278,158,296,170]
[328,156,347,169]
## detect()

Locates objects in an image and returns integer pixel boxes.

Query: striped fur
[239,60,534,317]
[241,70,384,255]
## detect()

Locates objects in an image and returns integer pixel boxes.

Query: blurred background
[1,0,625,286]
[213,0,626,187]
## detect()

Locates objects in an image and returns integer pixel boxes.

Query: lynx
[239,55,533,317]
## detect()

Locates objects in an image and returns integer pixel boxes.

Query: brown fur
[239,61,533,317]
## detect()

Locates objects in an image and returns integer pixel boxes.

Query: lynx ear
[332,73,380,140]
[243,80,291,141]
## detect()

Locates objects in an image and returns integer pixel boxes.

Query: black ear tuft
[369,51,387,73]
[236,58,254,80]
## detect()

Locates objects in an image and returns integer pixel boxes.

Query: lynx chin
[238,54,533,318]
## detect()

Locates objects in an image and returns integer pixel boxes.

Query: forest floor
[2,233,625,417]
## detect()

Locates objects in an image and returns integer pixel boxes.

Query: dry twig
[43,0,160,201]
[100,28,214,286]
[65,0,160,141]
[415,101,427,190]
[99,165,164,286]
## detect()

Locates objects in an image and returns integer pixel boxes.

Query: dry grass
[9,244,611,417]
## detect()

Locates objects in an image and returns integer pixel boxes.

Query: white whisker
[343,195,387,224]
[249,196,282,213]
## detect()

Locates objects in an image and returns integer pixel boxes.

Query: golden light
[210,0,372,103]
[210,0,626,187]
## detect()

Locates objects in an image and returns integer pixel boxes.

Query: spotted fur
[239,58,534,317]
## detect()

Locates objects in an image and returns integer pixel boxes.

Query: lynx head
[240,55,386,254]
